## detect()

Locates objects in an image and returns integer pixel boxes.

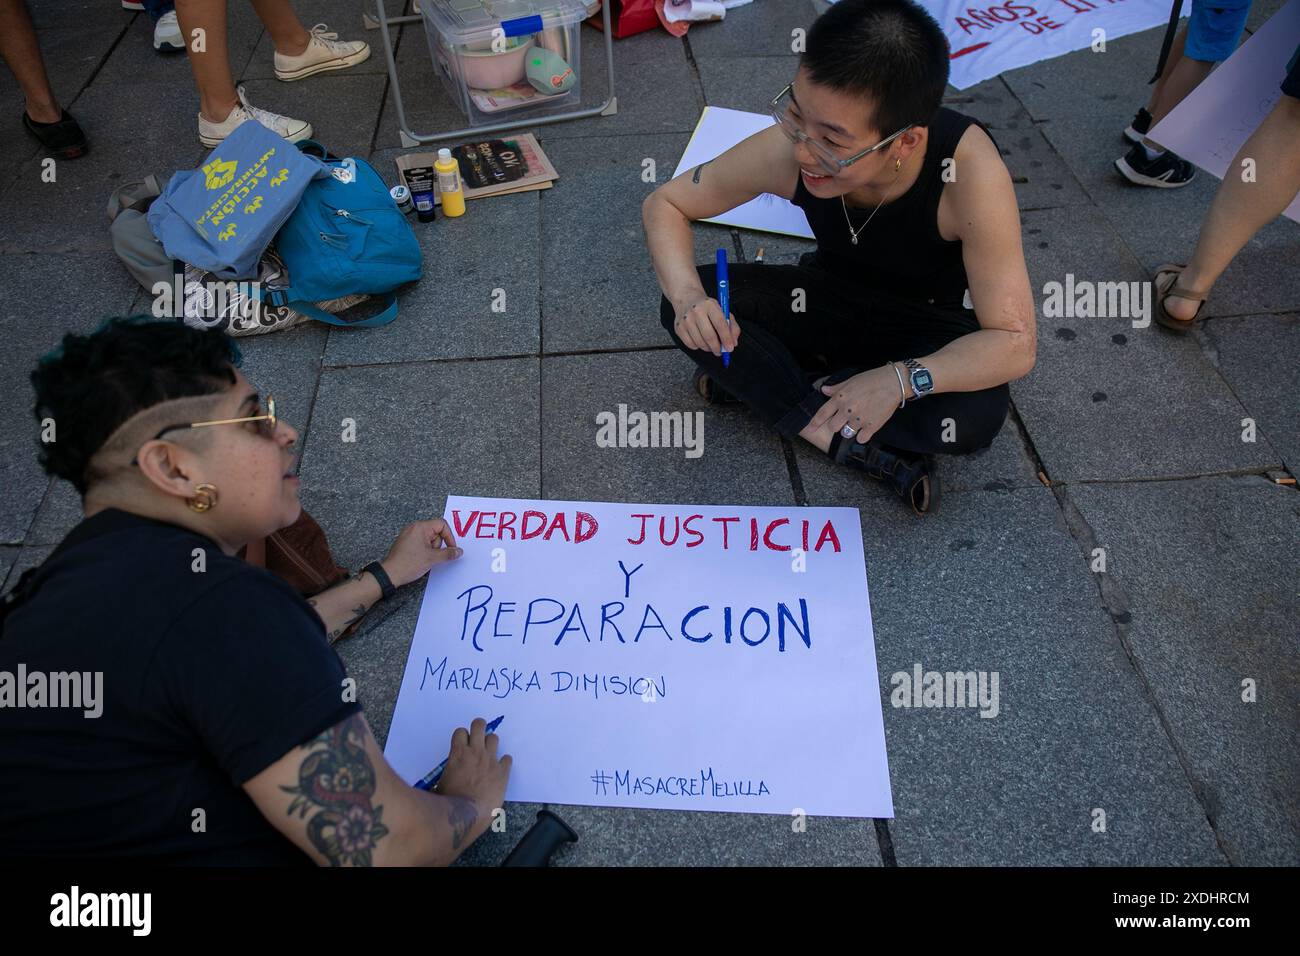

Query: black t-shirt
[0,508,361,864]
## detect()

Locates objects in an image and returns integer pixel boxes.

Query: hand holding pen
[414,716,511,845]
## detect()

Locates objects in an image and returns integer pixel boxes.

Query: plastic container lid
[421,0,588,47]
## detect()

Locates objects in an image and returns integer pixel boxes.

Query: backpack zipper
[335,209,372,225]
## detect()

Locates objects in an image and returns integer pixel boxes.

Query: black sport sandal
[830,434,940,516]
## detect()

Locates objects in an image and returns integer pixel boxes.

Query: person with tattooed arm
[0,318,511,866]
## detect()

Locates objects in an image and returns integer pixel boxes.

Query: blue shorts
[1185,0,1252,63]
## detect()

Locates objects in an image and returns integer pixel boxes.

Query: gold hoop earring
[894,157,901,172]
[187,483,218,513]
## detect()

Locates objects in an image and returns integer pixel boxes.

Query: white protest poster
[672,106,815,239]
[831,0,1174,90]
[1148,0,1300,223]
[384,496,894,818]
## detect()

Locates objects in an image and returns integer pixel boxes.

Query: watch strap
[363,561,397,601]
[903,358,933,401]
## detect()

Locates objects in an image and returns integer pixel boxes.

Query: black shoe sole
[1114,156,1193,188]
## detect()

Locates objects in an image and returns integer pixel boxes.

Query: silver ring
[841,425,856,439]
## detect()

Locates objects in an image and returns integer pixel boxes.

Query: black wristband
[363,561,397,601]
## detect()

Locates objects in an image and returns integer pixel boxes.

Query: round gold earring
[187,483,218,513]
[895,157,901,172]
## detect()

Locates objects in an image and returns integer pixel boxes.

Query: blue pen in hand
[717,248,731,368]
[414,715,505,791]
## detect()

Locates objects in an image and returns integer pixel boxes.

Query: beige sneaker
[274,24,371,81]
[198,86,312,147]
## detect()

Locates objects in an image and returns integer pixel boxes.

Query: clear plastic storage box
[421,0,588,128]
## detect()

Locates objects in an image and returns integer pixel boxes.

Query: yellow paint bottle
[435,148,466,218]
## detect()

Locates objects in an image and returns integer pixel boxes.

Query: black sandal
[829,434,940,516]
[22,109,88,160]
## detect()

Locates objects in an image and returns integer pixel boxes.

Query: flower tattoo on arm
[282,714,389,866]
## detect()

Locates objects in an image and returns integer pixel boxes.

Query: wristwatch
[363,561,397,601]
[903,359,934,401]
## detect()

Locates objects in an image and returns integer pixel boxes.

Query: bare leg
[249,0,309,56]
[174,0,237,122]
[1145,24,1189,115]
[1144,53,1214,150]
[0,0,62,123]
[1165,95,1300,320]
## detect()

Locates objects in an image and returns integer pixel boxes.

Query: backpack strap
[289,294,399,328]
[106,175,162,222]
[261,286,399,328]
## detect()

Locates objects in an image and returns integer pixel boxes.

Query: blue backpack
[264,142,422,327]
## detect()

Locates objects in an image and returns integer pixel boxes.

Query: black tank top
[792,108,988,310]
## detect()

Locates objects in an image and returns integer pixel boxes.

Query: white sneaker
[153,11,184,52]
[274,23,371,81]
[198,87,312,147]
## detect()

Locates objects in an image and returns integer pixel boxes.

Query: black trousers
[659,262,1009,456]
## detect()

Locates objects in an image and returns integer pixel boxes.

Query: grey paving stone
[549,803,881,865]
[241,0,391,80]
[297,358,541,571]
[539,131,710,352]
[536,24,702,141]
[1067,476,1300,865]
[90,14,204,90]
[230,321,328,445]
[233,74,387,161]
[1011,205,1280,481]
[331,586,545,867]
[684,0,813,60]
[1197,313,1300,473]
[374,21,458,148]
[735,230,816,265]
[28,0,115,31]
[695,53,796,116]
[0,545,54,594]
[837,484,1221,864]
[24,479,81,548]
[1003,28,1300,318]
[214,0,269,79]
[960,77,1090,209]
[540,349,793,504]
[0,546,18,593]
[1246,0,1287,33]
[0,80,204,253]
[321,181,541,365]
[0,252,137,543]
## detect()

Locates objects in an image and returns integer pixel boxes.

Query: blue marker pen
[717,247,731,368]
[414,715,505,791]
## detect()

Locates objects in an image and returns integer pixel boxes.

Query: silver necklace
[840,167,901,245]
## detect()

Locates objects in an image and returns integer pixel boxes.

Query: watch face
[912,368,934,394]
